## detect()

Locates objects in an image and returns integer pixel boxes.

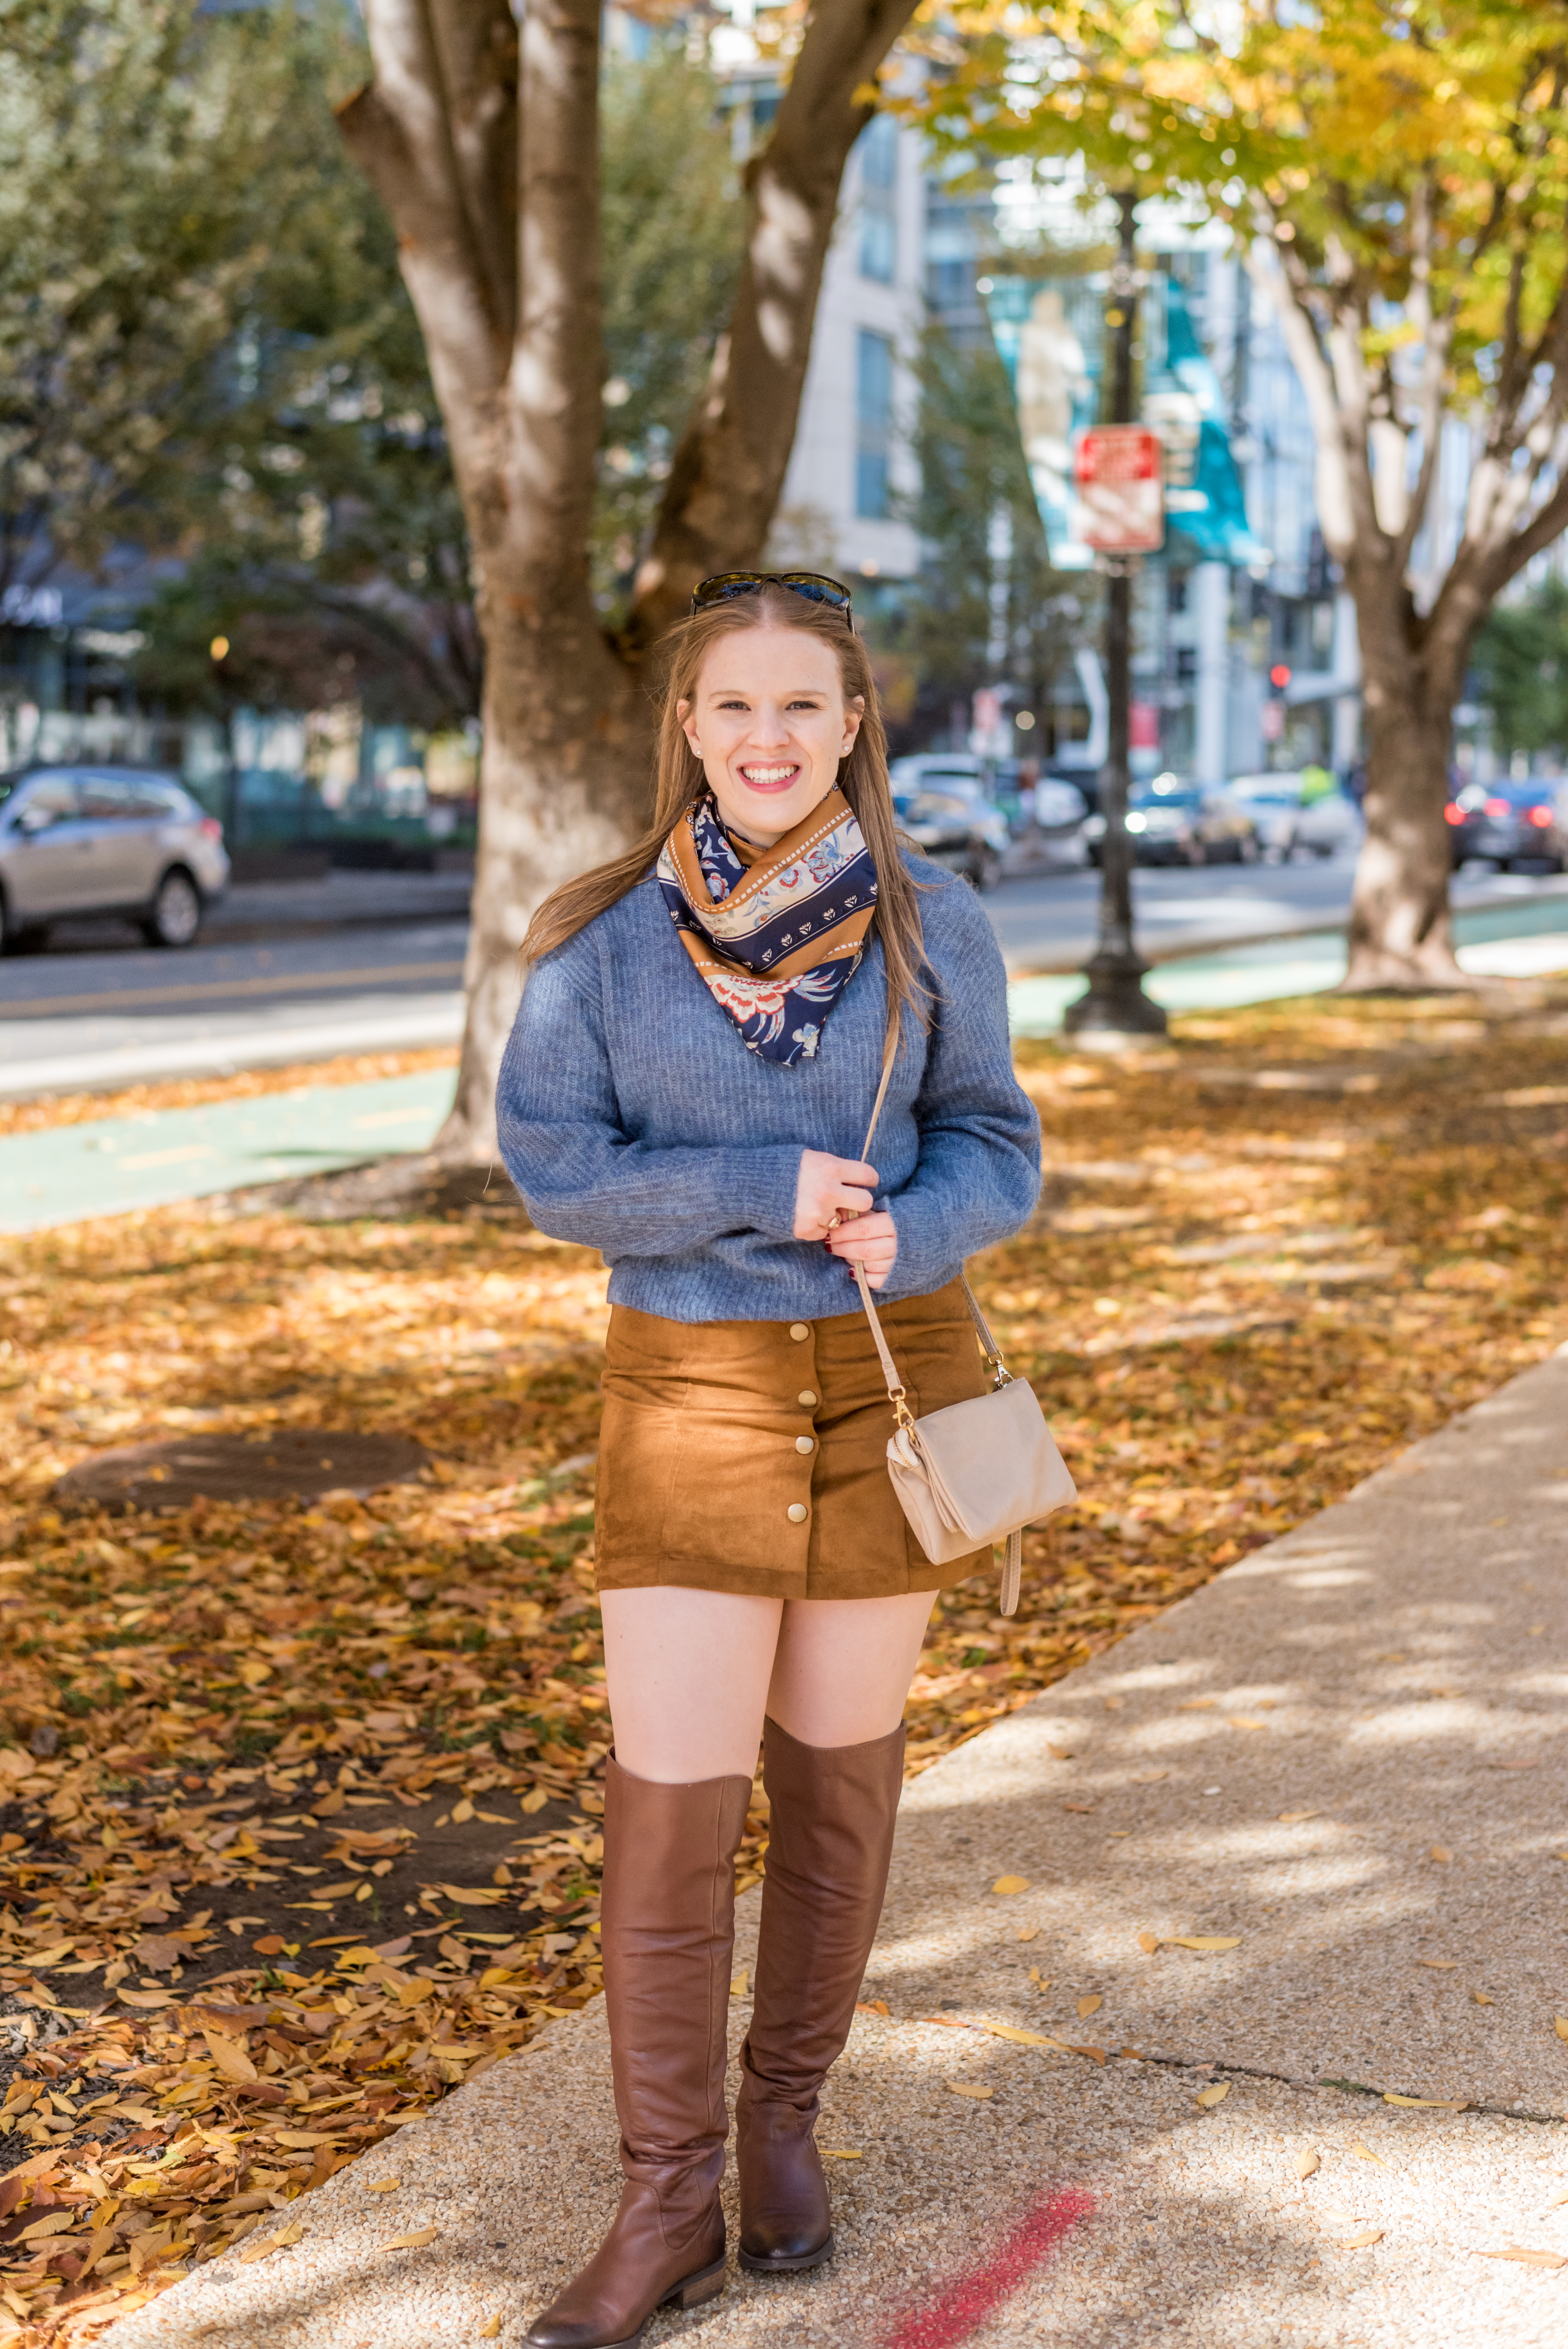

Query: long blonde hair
[521,586,932,1035]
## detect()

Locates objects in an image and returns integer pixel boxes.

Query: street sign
[1072,426,1165,553]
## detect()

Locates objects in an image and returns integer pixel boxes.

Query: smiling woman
[498,580,1041,2348]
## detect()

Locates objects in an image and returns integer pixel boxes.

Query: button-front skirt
[593,1276,991,1599]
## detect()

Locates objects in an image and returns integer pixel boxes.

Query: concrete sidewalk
[105,1349,1568,2349]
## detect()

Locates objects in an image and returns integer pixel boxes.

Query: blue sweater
[495,859,1040,1325]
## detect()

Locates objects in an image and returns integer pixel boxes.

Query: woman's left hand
[825,1208,898,1290]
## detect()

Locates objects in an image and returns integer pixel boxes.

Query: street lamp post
[1063,191,1169,1046]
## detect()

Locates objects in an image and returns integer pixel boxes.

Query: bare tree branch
[337,0,514,457]
[426,0,519,351]
[628,0,923,643]
[1392,174,1452,572]
[506,0,604,593]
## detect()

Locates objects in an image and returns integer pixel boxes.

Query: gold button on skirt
[593,1276,990,1599]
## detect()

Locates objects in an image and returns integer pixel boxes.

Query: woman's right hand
[793,1150,878,1241]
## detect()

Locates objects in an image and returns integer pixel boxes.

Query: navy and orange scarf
[656,788,877,1064]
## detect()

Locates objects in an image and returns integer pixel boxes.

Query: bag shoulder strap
[853,1019,1008,1408]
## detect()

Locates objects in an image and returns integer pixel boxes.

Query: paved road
[6,856,1568,1100]
[988,851,1568,972]
[0,919,470,1095]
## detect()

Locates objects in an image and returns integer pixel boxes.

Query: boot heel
[670,2252,727,2310]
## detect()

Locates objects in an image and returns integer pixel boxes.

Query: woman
[498,575,1039,2349]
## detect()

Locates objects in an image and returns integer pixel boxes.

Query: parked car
[0,766,229,953]
[892,780,1012,890]
[888,753,991,798]
[1444,778,1568,871]
[1083,774,1260,867]
[1229,771,1365,860]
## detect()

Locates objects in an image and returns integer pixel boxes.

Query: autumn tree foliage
[916,0,1568,987]
[339,0,923,1158]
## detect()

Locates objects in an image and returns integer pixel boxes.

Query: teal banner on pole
[983,268,1267,569]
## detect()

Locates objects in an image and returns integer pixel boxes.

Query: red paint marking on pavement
[879,2187,1096,2349]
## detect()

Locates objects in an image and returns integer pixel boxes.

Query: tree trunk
[628,0,921,648]
[1341,569,1472,991]
[449,604,645,1156]
[344,0,925,1161]
[1343,675,1465,989]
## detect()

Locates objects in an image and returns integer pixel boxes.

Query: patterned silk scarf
[656,787,878,1064]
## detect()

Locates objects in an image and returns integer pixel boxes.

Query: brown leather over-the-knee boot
[524,1756,751,2349]
[735,1715,904,2274]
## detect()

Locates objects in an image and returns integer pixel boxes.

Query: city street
[985,850,1568,972]
[4,854,1568,1099]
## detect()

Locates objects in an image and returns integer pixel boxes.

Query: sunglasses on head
[691,570,854,627]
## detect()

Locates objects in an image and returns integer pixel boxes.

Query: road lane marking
[0,960,465,1019]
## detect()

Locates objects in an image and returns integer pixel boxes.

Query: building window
[857,113,898,283]
[855,329,894,519]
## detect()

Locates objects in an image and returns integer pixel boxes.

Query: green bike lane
[3,891,1566,1237]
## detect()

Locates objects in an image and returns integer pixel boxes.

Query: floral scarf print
[656,787,878,1064]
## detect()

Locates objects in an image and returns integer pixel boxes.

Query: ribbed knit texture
[495,858,1041,1326]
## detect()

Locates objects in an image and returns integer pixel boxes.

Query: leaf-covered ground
[0,985,1564,2343]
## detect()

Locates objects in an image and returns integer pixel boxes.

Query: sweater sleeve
[495,932,804,1256]
[880,877,1041,1299]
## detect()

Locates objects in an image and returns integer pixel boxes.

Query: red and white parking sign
[1071,426,1165,553]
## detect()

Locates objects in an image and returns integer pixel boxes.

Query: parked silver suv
[0,766,229,952]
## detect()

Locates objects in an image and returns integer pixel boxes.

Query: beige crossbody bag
[845,1031,1077,1617]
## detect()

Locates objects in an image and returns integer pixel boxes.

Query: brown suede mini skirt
[593,1276,991,1600]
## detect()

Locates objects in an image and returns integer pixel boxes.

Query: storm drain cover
[56,1428,432,1512]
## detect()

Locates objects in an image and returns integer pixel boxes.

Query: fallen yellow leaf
[1045,1743,1075,1760]
[1383,2094,1471,2110]
[272,2130,337,2150]
[521,1788,550,1814]
[1430,1845,1452,1864]
[1136,1931,1161,1954]
[978,2022,1059,2048]
[1164,1935,1242,1952]
[1130,1769,1169,1782]
[820,2149,862,2159]
[1077,1995,1103,2020]
[1178,1697,1216,1710]
[1476,2245,1568,2270]
[992,1876,1030,1896]
[1349,2143,1389,2167]
[1555,2017,1568,2043]
[1278,1810,1318,1823]
[946,2081,993,2100]
[1017,1925,1041,1942]
[1473,1991,1495,2006]
[202,2027,258,2085]
[382,2226,439,2251]
[1338,2228,1383,2249]
[1295,2148,1320,2179]
[240,2223,304,2263]
[1027,1967,1050,1987]
[364,2178,401,2194]
[1416,1958,1457,1971]
[1228,1716,1267,1730]
[855,1998,890,2017]
[729,1968,750,1999]
[18,2210,76,2242]
[481,2320,502,2341]
[1195,2082,1230,2109]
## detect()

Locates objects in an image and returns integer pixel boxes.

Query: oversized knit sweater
[495,857,1040,1326]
